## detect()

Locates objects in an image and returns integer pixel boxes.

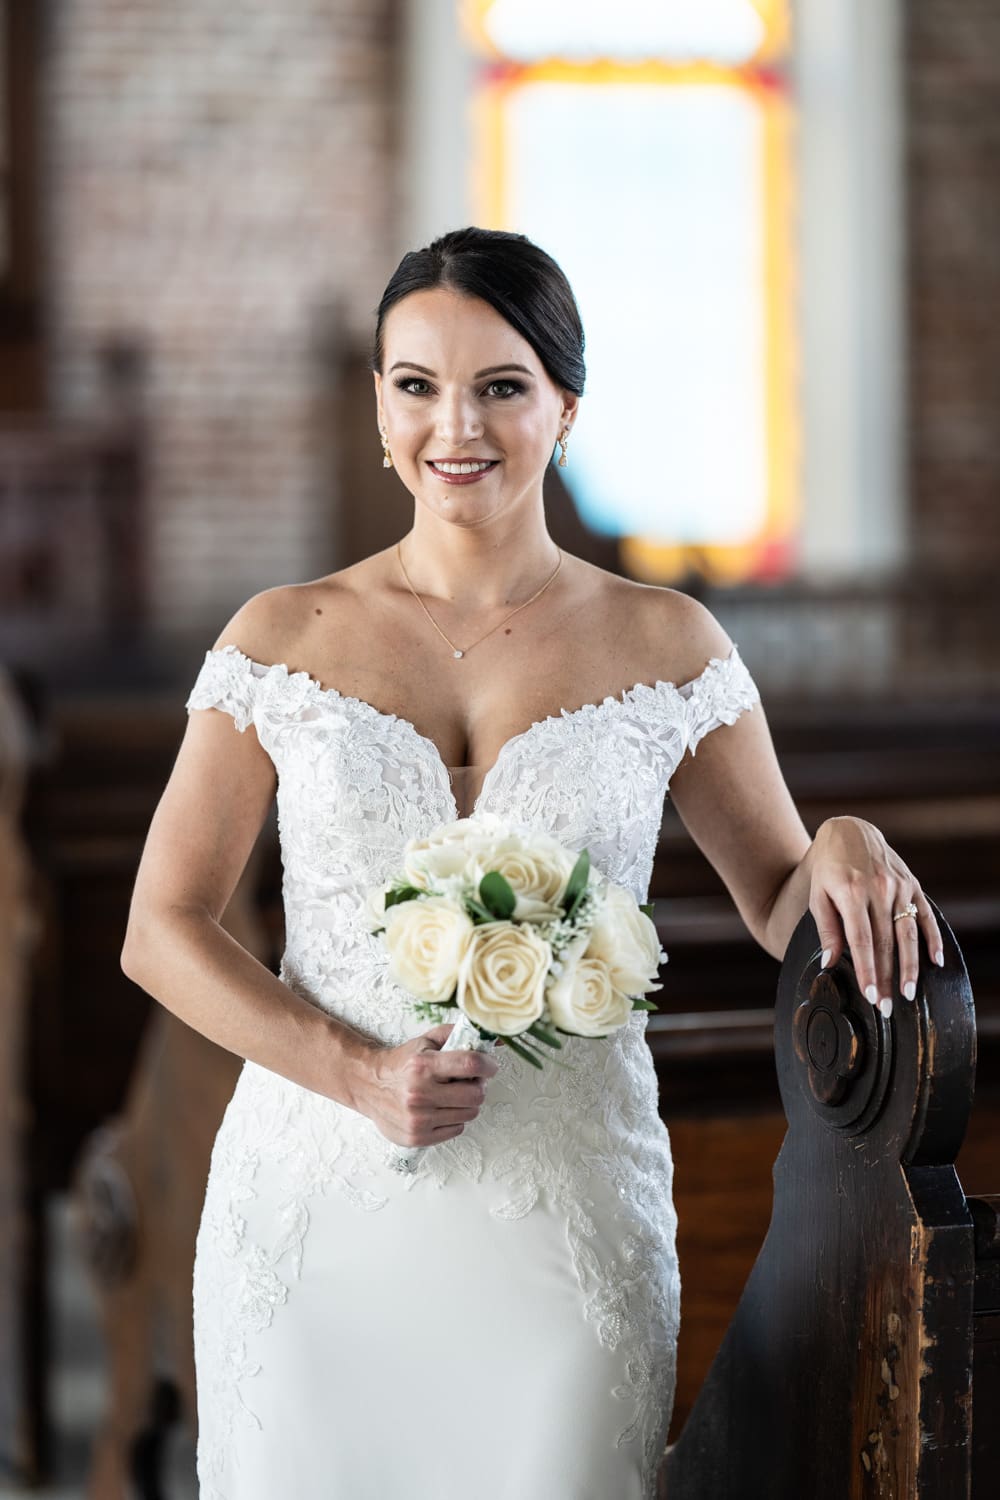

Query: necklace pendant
[453,649,464,659]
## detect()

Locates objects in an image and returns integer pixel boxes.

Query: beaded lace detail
[185,640,760,1496]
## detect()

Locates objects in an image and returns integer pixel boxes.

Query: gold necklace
[396,541,563,659]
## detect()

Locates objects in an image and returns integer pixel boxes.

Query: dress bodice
[184,640,761,1168]
[189,639,757,881]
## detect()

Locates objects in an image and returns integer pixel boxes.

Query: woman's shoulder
[210,584,300,665]
[570,558,736,686]
[209,567,372,665]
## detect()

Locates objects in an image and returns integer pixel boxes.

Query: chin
[443,507,504,531]
[418,489,506,527]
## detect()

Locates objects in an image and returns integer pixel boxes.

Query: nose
[433,388,484,449]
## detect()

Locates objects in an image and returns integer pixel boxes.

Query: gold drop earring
[558,426,570,468]
[380,427,393,470]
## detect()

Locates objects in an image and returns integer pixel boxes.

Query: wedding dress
[184,640,761,1499]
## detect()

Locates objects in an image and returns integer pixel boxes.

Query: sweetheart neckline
[206,641,739,818]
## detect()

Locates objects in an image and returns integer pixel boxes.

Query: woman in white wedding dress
[121,227,943,1500]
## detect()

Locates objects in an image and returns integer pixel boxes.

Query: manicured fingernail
[878,997,893,1017]
[934,949,944,967]
[903,981,916,1001]
[820,948,831,970]
[865,984,878,1004]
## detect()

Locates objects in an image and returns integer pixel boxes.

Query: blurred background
[0,0,997,1494]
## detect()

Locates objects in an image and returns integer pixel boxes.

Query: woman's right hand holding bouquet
[357,1021,500,1151]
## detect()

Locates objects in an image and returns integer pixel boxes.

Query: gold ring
[892,901,918,923]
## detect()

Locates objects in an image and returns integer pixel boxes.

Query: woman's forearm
[760,822,828,962]
[120,909,379,1109]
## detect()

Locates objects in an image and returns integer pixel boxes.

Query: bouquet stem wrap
[384,1012,498,1174]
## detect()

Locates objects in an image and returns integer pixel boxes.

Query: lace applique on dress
[185,643,259,733]
[683,645,761,756]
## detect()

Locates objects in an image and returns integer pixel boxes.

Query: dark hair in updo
[371,226,586,396]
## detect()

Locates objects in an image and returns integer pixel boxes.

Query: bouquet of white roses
[366,814,666,1171]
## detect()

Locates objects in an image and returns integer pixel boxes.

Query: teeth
[432,461,495,474]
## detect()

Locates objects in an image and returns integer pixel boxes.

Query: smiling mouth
[427,459,500,476]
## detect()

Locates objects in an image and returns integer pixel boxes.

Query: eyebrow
[388,361,535,379]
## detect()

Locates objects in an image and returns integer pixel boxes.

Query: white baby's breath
[433,872,475,901]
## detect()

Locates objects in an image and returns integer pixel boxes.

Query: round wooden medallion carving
[791,968,892,1131]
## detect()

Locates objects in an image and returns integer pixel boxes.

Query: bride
[121,226,943,1499]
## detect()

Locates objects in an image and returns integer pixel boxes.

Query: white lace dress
[184,641,761,1500]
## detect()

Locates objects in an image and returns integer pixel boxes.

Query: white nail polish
[820,948,831,970]
[865,984,878,1004]
[903,981,916,1001]
[934,949,944,967]
[878,997,893,1017]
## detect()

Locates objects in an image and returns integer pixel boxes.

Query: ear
[373,370,384,431]
[560,391,580,432]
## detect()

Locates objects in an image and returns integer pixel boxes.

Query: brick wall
[44,0,399,638]
[907,1,1000,570]
[40,3,1000,644]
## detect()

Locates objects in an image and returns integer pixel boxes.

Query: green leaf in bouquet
[385,884,423,910]
[562,848,590,917]
[639,902,655,920]
[527,1021,563,1049]
[465,897,497,925]
[505,1035,545,1069]
[509,1028,573,1071]
[632,997,659,1011]
[479,871,517,920]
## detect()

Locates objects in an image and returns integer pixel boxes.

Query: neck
[398,504,560,610]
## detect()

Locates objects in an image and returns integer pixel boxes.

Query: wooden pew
[70,843,265,1500]
[11,683,998,1486]
[971,1197,1000,1494]
[0,666,43,1486]
[646,700,1000,1436]
[658,897,992,1498]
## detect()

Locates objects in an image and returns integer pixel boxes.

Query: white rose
[402,819,492,891]
[363,883,388,932]
[475,834,575,922]
[384,896,474,1004]
[584,884,664,996]
[457,922,550,1036]
[546,946,634,1037]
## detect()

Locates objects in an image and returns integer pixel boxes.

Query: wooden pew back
[661,897,984,1499]
[972,1195,1000,1496]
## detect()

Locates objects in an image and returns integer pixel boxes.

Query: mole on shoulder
[315,608,323,614]
[505,628,512,635]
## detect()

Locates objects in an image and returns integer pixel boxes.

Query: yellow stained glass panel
[464,3,796,586]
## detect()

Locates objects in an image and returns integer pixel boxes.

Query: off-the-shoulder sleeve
[185,644,258,733]
[681,643,761,758]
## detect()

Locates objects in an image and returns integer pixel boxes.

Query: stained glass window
[463,0,797,585]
